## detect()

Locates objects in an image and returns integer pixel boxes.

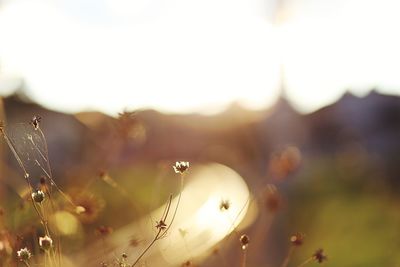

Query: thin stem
[159,175,184,238]
[296,257,313,267]
[131,228,163,267]
[131,195,173,267]
[161,195,173,223]
[241,249,247,267]
[281,246,295,267]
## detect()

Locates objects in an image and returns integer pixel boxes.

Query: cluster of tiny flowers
[17,247,32,261]
[173,161,190,174]
[31,190,45,203]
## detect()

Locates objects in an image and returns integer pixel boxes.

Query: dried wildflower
[268,146,301,180]
[240,234,250,250]
[96,226,113,236]
[156,220,167,230]
[212,247,220,255]
[219,199,230,211]
[312,249,327,263]
[31,115,42,130]
[264,184,282,213]
[31,190,45,203]
[173,161,190,174]
[17,247,32,261]
[290,233,305,246]
[129,236,141,247]
[39,235,53,250]
[182,260,193,266]
[70,191,105,223]
[40,176,46,185]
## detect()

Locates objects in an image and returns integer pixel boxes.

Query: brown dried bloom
[240,234,250,250]
[173,161,190,174]
[40,176,46,185]
[312,249,327,263]
[182,260,194,266]
[290,232,305,246]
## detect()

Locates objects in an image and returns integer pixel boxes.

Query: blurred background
[1,0,400,266]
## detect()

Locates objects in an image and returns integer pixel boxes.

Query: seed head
[312,249,327,263]
[239,234,250,250]
[219,199,230,211]
[17,247,32,261]
[173,161,190,174]
[31,190,45,203]
[39,236,53,250]
[290,232,305,246]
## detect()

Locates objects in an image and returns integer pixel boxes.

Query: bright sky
[0,0,399,115]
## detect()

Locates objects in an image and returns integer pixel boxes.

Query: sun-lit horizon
[1,0,400,116]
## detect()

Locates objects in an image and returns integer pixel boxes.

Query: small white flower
[17,247,32,261]
[173,161,190,174]
[39,236,53,250]
[31,190,45,203]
